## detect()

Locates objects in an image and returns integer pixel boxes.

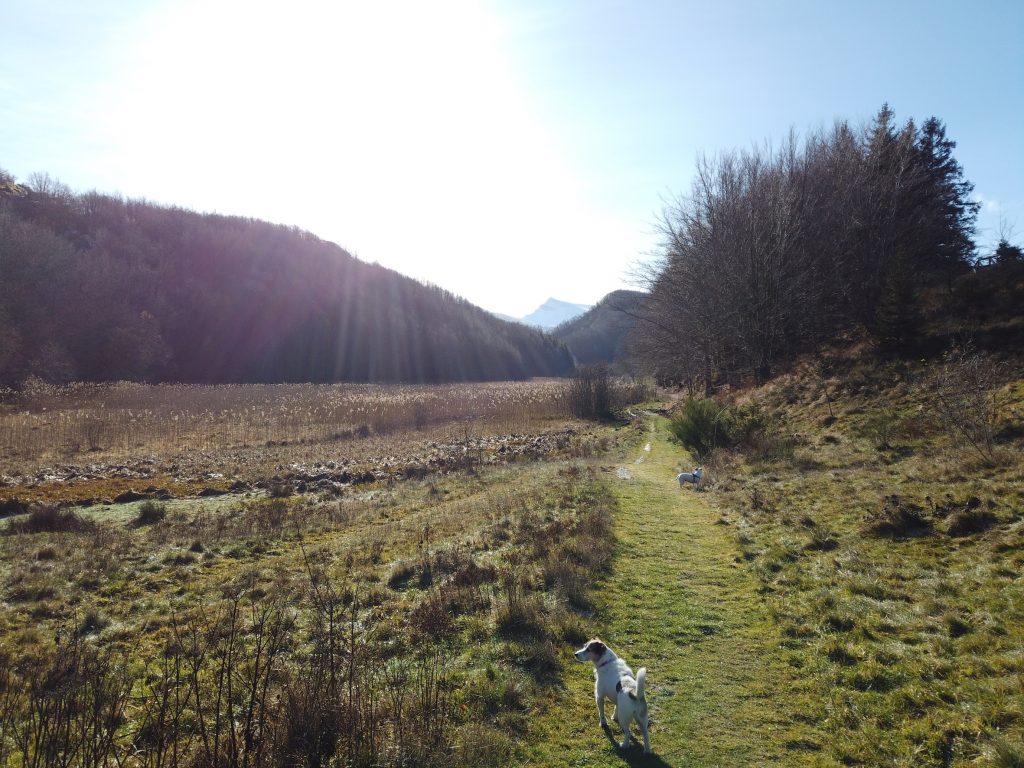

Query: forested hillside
[634,105,1022,387]
[0,171,573,385]
[552,289,644,367]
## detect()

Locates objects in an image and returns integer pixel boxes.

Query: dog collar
[597,657,615,669]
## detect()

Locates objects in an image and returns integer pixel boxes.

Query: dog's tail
[636,667,647,699]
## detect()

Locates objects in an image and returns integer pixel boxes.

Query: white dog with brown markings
[574,638,652,753]
[677,466,703,487]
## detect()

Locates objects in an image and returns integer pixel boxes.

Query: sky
[2,0,1022,317]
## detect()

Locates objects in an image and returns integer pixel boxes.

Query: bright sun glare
[88,0,641,316]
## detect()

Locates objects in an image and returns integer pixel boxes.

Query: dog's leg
[640,718,652,754]
[617,712,632,749]
[596,691,607,727]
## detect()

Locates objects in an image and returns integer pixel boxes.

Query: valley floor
[523,417,825,766]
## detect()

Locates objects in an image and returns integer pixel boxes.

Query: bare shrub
[566,367,652,421]
[0,660,18,768]
[9,634,134,767]
[257,497,290,530]
[930,347,1009,463]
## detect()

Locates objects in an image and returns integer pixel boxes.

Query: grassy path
[522,418,825,767]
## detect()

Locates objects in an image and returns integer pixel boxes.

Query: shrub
[387,560,417,589]
[541,555,590,609]
[269,481,293,498]
[451,560,498,588]
[495,573,549,640]
[409,591,457,638]
[670,398,728,458]
[930,347,1009,463]
[257,497,289,529]
[858,409,901,450]
[670,398,791,461]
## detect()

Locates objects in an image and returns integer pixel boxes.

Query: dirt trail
[524,418,823,766]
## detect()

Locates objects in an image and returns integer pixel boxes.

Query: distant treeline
[0,171,573,386]
[553,289,644,368]
[635,105,996,388]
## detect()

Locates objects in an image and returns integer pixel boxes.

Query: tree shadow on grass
[601,723,674,767]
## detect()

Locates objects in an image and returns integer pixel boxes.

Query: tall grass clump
[133,501,167,526]
[6,504,94,534]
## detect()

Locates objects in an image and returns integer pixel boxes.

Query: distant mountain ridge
[518,298,591,329]
[552,290,645,367]
[0,168,574,385]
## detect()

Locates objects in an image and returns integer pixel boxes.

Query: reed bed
[0,380,574,470]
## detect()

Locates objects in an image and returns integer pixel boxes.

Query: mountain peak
[520,298,591,329]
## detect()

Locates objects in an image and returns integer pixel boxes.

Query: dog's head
[574,638,608,663]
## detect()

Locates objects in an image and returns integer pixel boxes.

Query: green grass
[520,417,826,766]
[2,362,1019,766]
[699,357,1024,767]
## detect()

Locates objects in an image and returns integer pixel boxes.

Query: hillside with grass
[657,336,1024,765]
[0,170,573,386]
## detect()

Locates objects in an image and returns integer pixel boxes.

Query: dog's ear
[588,640,607,656]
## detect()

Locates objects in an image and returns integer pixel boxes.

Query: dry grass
[0,380,630,505]
[0,379,574,468]
[0,376,646,766]
[0,442,624,766]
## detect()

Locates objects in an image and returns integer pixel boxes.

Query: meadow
[0,376,649,767]
[2,356,1022,767]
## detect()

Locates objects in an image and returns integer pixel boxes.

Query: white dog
[677,466,703,487]
[575,638,651,753]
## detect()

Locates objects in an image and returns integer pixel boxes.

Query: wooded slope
[0,173,573,385]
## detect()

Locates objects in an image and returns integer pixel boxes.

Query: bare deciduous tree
[635,106,980,384]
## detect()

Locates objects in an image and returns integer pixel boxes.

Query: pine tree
[995,238,1023,265]
[915,117,980,274]
[872,252,922,354]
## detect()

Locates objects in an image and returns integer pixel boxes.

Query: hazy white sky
[2,0,1022,316]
